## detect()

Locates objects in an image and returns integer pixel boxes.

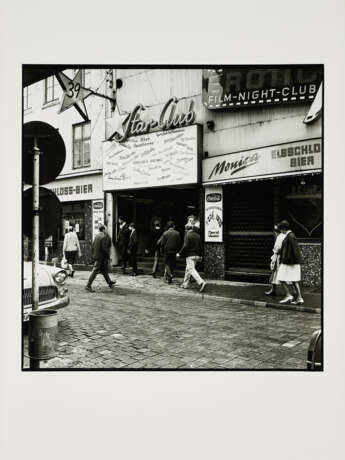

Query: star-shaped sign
[56,70,93,121]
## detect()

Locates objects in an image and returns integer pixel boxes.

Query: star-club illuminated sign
[107,97,196,143]
[56,70,93,121]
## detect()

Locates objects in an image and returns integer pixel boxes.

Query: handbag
[61,256,68,269]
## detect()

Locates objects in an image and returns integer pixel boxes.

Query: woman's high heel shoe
[291,298,304,305]
[279,295,293,304]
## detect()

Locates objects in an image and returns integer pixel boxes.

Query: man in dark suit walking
[127,222,138,276]
[86,225,116,292]
[160,221,181,284]
[117,216,130,273]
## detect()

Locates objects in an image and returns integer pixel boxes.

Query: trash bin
[306,330,322,370]
[28,309,58,360]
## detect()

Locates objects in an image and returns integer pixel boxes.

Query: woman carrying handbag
[265,224,287,296]
[62,226,82,277]
[276,220,304,305]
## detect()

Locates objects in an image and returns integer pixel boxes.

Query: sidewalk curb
[69,278,320,314]
[230,297,320,314]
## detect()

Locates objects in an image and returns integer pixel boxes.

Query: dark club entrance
[224,181,274,273]
[117,187,199,256]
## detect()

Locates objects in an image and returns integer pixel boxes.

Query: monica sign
[202,66,323,109]
[202,138,322,184]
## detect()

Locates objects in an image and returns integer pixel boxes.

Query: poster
[205,186,223,242]
[92,200,104,240]
[103,125,200,190]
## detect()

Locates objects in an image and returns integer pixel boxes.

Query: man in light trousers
[178,224,206,293]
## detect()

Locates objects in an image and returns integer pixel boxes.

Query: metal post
[30,138,41,370]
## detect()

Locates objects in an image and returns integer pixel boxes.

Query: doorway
[117,187,199,255]
[224,181,274,271]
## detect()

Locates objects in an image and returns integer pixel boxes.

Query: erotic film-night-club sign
[202,67,323,109]
[107,97,196,143]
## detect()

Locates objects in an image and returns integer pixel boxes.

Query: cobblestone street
[23,273,321,370]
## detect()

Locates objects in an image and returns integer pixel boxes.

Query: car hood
[23,262,59,288]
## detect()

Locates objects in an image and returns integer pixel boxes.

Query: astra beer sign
[202,66,323,109]
[108,97,196,143]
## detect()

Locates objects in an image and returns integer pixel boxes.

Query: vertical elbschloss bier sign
[92,200,104,241]
[205,186,223,243]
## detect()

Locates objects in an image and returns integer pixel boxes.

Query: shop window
[279,175,322,240]
[60,202,86,241]
[73,122,91,168]
[23,86,31,110]
[44,76,61,104]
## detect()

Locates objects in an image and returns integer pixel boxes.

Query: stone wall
[300,242,322,287]
[204,243,226,280]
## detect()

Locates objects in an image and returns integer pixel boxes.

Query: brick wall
[204,243,226,280]
[300,242,322,287]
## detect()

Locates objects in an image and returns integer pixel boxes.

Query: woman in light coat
[265,225,287,296]
[63,226,81,277]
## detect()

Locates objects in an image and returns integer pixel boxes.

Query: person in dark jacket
[160,221,181,284]
[117,216,130,273]
[86,225,116,292]
[276,220,304,305]
[127,222,138,276]
[151,220,163,278]
[178,225,206,293]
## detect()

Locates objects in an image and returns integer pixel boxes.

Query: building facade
[102,67,322,286]
[23,69,107,263]
[23,66,323,286]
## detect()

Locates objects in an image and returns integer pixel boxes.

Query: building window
[73,122,91,168]
[60,202,86,240]
[44,76,61,103]
[23,86,31,110]
[279,175,322,240]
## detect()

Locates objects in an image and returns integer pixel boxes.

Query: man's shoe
[85,286,95,293]
[265,289,276,296]
[108,281,116,288]
[152,273,156,278]
[199,281,206,293]
[279,295,293,304]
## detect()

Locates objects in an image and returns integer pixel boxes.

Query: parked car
[23,261,70,322]
[306,329,322,370]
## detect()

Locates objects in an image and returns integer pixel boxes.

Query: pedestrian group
[266,219,304,305]
[60,216,303,304]
[82,214,206,293]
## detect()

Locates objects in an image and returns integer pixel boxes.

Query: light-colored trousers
[182,256,204,287]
